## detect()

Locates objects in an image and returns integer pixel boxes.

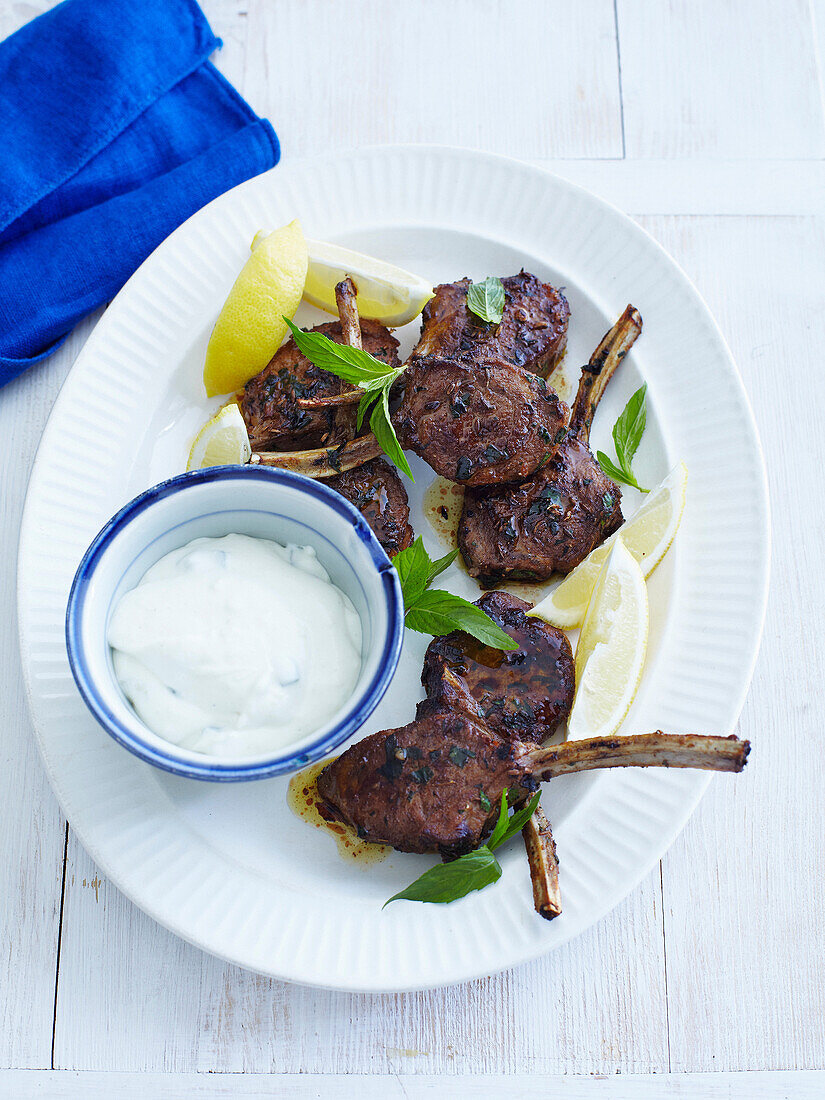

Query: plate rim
[17,143,771,991]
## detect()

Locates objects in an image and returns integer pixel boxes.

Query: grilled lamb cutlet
[422,590,572,917]
[411,273,570,377]
[246,277,415,553]
[458,305,642,585]
[238,319,400,452]
[422,591,574,744]
[393,355,569,487]
[317,703,750,859]
[327,458,414,556]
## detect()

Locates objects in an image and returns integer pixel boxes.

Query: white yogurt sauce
[107,534,362,757]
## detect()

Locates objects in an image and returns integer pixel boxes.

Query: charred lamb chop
[246,279,415,554]
[393,355,570,487]
[422,590,573,916]
[458,305,642,584]
[317,692,749,859]
[422,591,574,745]
[327,458,414,556]
[238,321,399,453]
[411,273,570,377]
[393,269,573,492]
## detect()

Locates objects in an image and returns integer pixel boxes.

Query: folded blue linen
[0,0,280,387]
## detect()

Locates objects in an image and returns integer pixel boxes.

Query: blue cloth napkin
[0,0,280,387]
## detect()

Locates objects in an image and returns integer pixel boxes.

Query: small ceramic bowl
[66,466,405,781]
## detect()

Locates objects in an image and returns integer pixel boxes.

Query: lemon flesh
[187,403,251,470]
[203,220,308,397]
[567,537,649,741]
[304,239,433,326]
[529,461,687,630]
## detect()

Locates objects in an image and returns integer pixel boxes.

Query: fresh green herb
[384,790,541,907]
[596,383,649,492]
[426,546,460,586]
[466,277,505,324]
[406,591,520,649]
[448,745,476,768]
[384,847,502,906]
[487,790,542,850]
[455,456,474,481]
[392,537,517,650]
[283,318,413,480]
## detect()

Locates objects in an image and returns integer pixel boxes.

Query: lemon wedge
[187,403,251,470]
[203,220,308,397]
[529,462,687,630]
[304,239,433,326]
[567,537,649,741]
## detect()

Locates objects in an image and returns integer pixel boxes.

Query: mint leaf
[405,590,518,650]
[392,539,513,648]
[391,536,431,608]
[613,383,647,469]
[487,791,542,850]
[486,789,511,850]
[370,389,413,480]
[283,318,393,382]
[596,450,647,494]
[427,547,459,585]
[466,277,505,324]
[383,789,543,907]
[596,450,628,482]
[356,390,374,433]
[595,384,649,493]
[384,846,501,906]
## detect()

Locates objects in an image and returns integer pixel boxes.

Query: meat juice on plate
[287,760,390,865]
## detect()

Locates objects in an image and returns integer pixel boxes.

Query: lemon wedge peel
[304,239,434,327]
[567,536,649,742]
[186,403,251,471]
[528,461,687,630]
[203,220,308,398]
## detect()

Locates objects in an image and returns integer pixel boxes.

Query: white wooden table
[2,2,824,1096]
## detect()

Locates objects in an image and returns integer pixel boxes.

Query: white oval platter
[17,146,770,990]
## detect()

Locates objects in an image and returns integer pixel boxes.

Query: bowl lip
[65,464,405,781]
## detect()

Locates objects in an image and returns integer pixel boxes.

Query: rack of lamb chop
[421,590,573,918]
[410,272,570,376]
[392,274,573,487]
[458,305,642,585]
[240,279,414,555]
[316,673,749,859]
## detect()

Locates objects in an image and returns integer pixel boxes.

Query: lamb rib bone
[250,432,382,477]
[519,732,750,777]
[522,804,562,921]
[566,304,642,443]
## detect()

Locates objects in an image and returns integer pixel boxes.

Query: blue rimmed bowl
[65,466,405,781]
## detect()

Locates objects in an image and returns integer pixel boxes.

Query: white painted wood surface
[1,0,824,1093]
[3,1070,825,1100]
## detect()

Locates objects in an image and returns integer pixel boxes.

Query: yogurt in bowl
[65,466,404,781]
[108,534,363,758]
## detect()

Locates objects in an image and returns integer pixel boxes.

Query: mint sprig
[392,537,517,651]
[384,790,541,906]
[283,318,413,479]
[466,276,505,324]
[596,383,649,493]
